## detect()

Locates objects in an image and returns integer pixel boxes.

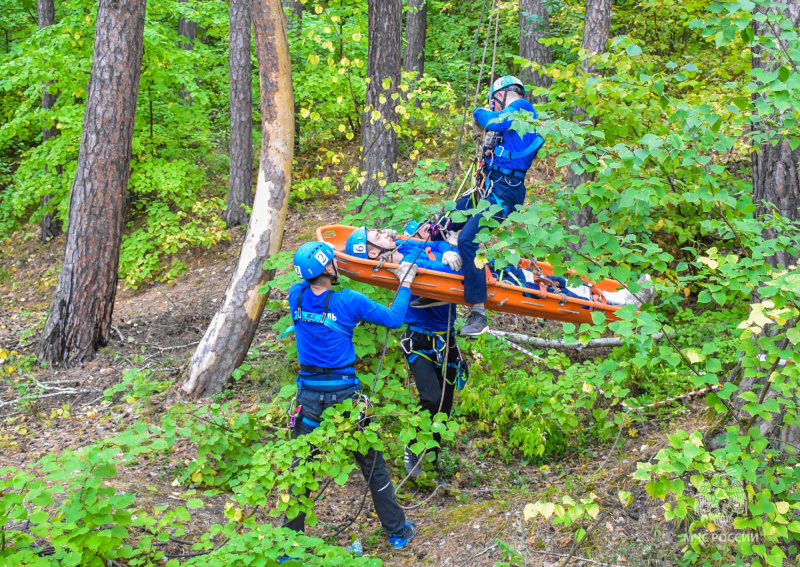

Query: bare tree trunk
[38,0,146,365]
[519,0,552,105]
[282,0,302,33]
[566,0,611,233]
[178,0,199,105]
[223,0,253,228]
[38,0,62,243]
[359,0,401,203]
[403,0,427,76]
[182,0,293,398]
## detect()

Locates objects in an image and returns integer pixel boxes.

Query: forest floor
[0,193,704,566]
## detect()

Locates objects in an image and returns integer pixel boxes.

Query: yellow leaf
[707,522,716,532]
[541,502,556,519]
[281,494,291,503]
[346,132,354,141]
[776,501,790,514]
[474,256,487,269]
[382,77,392,90]
[314,4,322,13]
[352,32,362,42]
[191,470,203,483]
[523,503,537,521]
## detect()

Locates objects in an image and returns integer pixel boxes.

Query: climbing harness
[401,325,469,391]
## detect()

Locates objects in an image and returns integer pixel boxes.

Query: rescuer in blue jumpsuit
[278,241,418,561]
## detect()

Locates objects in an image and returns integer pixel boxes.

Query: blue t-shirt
[474,98,540,173]
[288,281,411,373]
[405,299,457,333]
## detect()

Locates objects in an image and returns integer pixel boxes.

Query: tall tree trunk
[182,0,293,398]
[519,0,552,105]
[751,1,800,269]
[282,0,302,145]
[38,0,62,243]
[566,0,611,233]
[282,0,302,33]
[38,0,146,365]
[224,0,253,228]
[360,0,402,203]
[728,0,800,453]
[403,0,427,76]
[178,0,199,105]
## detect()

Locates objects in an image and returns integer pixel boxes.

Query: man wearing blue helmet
[281,241,419,553]
[431,75,545,337]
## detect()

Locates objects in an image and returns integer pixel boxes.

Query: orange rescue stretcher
[315,225,626,325]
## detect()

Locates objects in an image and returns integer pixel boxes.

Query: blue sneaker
[276,556,298,564]
[389,520,417,549]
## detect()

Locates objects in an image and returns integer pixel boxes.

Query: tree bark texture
[38,0,146,365]
[403,0,427,76]
[566,0,611,232]
[182,0,293,398]
[224,0,253,228]
[519,0,552,104]
[360,0,402,202]
[38,0,62,243]
[730,1,800,455]
[178,0,199,105]
[751,1,800,269]
[282,0,302,33]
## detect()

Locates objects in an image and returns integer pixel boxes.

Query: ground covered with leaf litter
[0,196,705,566]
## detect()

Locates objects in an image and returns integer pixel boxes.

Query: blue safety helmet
[294,241,336,279]
[403,221,420,237]
[345,226,370,259]
[489,75,525,103]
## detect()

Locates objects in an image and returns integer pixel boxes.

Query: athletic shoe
[389,520,417,549]
[404,446,422,479]
[276,556,297,564]
[409,297,448,309]
[460,311,488,337]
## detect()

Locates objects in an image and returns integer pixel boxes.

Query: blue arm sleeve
[352,286,412,329]
[427,241,459,254]
[473,107,514,132]
[414,257,460,274]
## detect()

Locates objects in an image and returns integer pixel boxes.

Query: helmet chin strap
[330,262,340,286]
[367,240,396,258]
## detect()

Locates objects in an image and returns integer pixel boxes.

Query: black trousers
[283,386,406,535]
[403,329,460,461]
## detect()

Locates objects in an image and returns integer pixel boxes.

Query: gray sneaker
[404,446,422,479]
[460,311,488,337]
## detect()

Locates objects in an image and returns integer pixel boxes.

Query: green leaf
[187,498,204,509]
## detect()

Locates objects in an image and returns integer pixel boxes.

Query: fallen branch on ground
[490,331,667,352]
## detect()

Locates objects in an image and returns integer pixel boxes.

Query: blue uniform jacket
[289,281,411,374]
[474,98,540,173]
[395,239,458,332]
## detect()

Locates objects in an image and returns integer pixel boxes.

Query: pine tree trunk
[282,0,302,145]
[403,0,427,76]
[519,0,552,105]
[178,0,199,105]
[726,1,800,454]
[282,0,302,33]
[38,0,62,243]
[223,0,253,228]
[751,1,800,269]
[360,0,401,203]
[566,0,611,233]
[182,0,293,398]
[37,0,146,365]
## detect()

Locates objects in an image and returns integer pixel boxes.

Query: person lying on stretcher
[345,226,654,307]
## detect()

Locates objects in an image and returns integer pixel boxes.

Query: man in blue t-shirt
[429,75,545,337]
[279,241,419,559]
